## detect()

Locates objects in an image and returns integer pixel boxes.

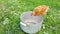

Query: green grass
[0,0,60,34]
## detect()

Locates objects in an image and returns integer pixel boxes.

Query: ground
[0,0,60,34]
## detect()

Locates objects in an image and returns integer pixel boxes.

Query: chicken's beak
[31,11,36,16]
[31,13,33,16]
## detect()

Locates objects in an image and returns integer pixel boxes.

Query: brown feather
[32,5,49,16]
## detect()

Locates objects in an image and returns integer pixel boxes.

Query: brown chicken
[31,5,49,16]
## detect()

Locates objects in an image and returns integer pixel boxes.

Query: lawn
[0,0,60,34]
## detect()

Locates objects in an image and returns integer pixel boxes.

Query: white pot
[20,11,43,34]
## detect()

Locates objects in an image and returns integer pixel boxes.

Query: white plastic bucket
[20,11,43,34]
